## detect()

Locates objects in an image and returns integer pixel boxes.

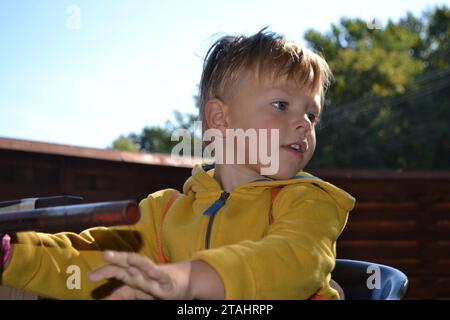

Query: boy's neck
[213,164,266,193]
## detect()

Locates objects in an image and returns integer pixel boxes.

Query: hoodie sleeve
[192,184,353,300]
[0,189,176,299]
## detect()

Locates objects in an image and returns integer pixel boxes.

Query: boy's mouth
[281,141,307,157]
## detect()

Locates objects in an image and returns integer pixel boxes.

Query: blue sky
[0,0,448,149]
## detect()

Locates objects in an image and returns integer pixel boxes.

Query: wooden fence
[0,137,449,299]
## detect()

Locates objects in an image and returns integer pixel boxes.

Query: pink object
[1,234,11,267]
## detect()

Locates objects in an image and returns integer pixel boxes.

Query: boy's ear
[204,98,229,135]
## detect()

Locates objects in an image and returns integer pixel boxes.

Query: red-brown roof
[0,136,201,168]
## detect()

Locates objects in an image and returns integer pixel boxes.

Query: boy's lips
[281,141,308,158]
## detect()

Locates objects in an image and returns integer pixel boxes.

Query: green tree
[112,98,201,155]
[304,6,449,170]
[110,135,139,152]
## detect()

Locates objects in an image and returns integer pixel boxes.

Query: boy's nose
[295,115,312,138]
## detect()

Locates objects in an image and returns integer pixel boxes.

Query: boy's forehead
[256,71,321,98]
[226,67,322,106]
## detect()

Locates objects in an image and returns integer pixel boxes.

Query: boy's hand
[89,251,193,300]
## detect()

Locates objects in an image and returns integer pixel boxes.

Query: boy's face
[224,71,321,179]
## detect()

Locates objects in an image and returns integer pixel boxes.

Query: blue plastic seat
[332,259,409,300]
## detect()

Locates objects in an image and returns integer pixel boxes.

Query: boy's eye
[307,113,318,123]
[272,101,288,110]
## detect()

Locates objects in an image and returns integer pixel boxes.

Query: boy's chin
[261,166,303,180]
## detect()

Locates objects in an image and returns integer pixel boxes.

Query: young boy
[1,29,355,300]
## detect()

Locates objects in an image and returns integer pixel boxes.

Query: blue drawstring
[203,191,229,217]
[202,163,215,172]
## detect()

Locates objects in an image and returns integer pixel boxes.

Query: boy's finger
[126,253,171,286]
[102,250,131,269]
[127,266,144,278]
[126,253,159,278]
[103,251,162,281]
[89,264,129,282]
[91,263,163,296]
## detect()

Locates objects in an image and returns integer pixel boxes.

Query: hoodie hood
[183,163,355,212]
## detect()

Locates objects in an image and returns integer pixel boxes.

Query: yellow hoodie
[1,163,355,300]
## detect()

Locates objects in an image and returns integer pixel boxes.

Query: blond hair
[199,28,333,132]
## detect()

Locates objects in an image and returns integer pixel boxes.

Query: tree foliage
[110,135,139,152]
[305,5,449,170]
[111,109,200,154]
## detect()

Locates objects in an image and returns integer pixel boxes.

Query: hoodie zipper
[204,191,229,249]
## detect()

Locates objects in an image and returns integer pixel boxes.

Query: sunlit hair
[199,28,333,132]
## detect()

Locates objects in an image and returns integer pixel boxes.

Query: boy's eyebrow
[266,86,294,97]
[309,101,321,114]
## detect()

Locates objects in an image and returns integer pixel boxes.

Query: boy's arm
[0,189,175,299]
[189,259,225,299]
